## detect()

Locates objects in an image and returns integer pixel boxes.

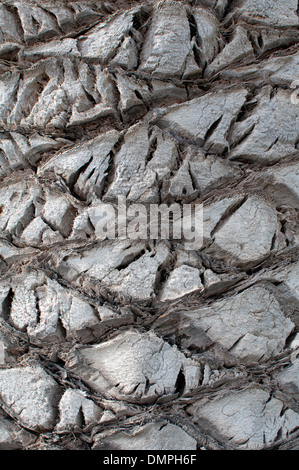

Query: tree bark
[0,0,298,451]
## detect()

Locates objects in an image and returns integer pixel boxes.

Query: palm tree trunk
[0,0,298,451]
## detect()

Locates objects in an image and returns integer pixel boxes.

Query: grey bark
[0,0,298,451]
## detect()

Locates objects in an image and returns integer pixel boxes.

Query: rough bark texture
[0,0,298,451]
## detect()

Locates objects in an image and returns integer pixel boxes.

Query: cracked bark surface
[0,0,298,451]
